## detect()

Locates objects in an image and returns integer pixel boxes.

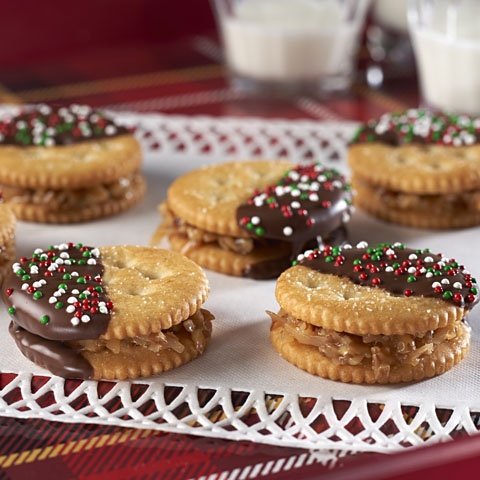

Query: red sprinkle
[359,273,368,280]
[434,286,443,293]
[453,293,463,303]
[467,294,476,302]
[75,311,82,318]
[6,289,13,296]
[371,277,381,285]
[27,286,35,293]
[404,289,413,297]
[106,301,114,310]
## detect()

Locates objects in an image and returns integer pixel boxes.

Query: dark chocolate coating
[298,244,479,309]
[0,105,129,147]
[2,244,111,341]
[9,322,93,379]
[236,163,352,279]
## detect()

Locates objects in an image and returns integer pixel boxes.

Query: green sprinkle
[95,286,103,293]
[434,271,442,276]
[397,244,405,249]
[325,256,334,262]
[22,274,31,281]
[472,278,477,283]
[246,222,254,230]
[427,268,434,273]
[300,193,309,199]
[77,277,86,284]
[451,262,458,268]
[33,291,43,299]
[32,254,39,259]
[78,260,86,265]
[371,255,380,261]
[58,283,67,290]
[367,134,376,142]
[423,248,430,253]
[443,291,453,299]
[353,260,361,265]
[40,315,49,325]
[29,262,36,267]
[79,293,87,300]
[55,302,63,309]
[76,243,83,248]
[63,274,72,280]
[8,307,15,315]
[292,260,298,266]
[48,245,55,250]
[366,248,374,254]
[82,251,91,258]
[392,263,400,269]
[16,269,25,276]
[255,227,265,236]
[415,249,422,254]
[471,287,478,295]
[343,184,351,191]
[407,276,416,283]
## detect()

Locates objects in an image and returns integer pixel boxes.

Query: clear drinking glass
[409,0,480,115]
[211,0,370,96]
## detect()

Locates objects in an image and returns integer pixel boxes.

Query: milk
[372,0,409,34]
[219,0,367,85]
[410,1,480,114]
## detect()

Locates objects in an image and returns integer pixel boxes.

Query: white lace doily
[1,108,479,454]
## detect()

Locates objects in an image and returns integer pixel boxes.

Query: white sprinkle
[291,201,301,209]
[64,260,71,265]
[343,244,352,249]
[91,248,100,258]
[81,315,90,323]
[408,267,416,273]
[291,189,301,197]
[30,266,39,274]
[67,296,77,304]
[33,281,42,288]
[317,175,327,182]
[254,198,263,207]
[21,283,29,290]
[356,241,368,248]
[82,289,91,295]
[432,282,441,288]
[453,282,463,289]
[58,243,68,250]
[58,288,66,294]
[441,279,450,285]
[424,256,434,263]
[87,259,97,265]
[48,265,58,272]
[72,289,80,294]
[98,302,106,307]
[55,258,64,265]
[385,249,395,255]
[408,254,417,260]
[309,193,319,202]
[71,317,80,326]
[289,171,300,181]
[53,291,62,297]
[71,271,79,277]
[34,249,43,255]
[60,252,69,259]
[66,305,75,313]
[105,125,116,135]
[283,226,293,236]
[385,266,394,272]
[275,186,285,196]
[393,242,403,247]
[426,272,433,278]
[48,296,56,304]
[251,216,260,225]
[99,306,108,314]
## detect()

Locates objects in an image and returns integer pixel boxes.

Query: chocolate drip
[351,110,480,147]
[0,105,129,147]
[9,322,93,379]
[242,225,348,279]
[236,163,352,278]
[297,243,479,309]
[2,244,112,341]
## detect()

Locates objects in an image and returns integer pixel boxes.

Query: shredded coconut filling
[356,178,480,213]
[69,309,213,355]
[157,202,286,255]
[269,309,468,382]
[2,170,143,210]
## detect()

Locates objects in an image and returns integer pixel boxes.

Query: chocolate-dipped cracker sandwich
[3,244,213,380]
[0,104,145,223]
[152,160,352,279]
[349,109,480,228]
[269,242,478,384]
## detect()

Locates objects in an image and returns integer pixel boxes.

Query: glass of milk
[211,0,370,96]
[409,0,480,115]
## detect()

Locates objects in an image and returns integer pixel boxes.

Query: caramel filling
[269,310,468,383]
[69,309,213,355]
[356,178,480,214]
[2,170,143,210]
[157,202,286,255]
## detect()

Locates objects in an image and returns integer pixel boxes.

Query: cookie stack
[0,104,145,223]
[153,160,352,279]
[3,244,212,380]
[349,109,480,228]
[270,242,478,384]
